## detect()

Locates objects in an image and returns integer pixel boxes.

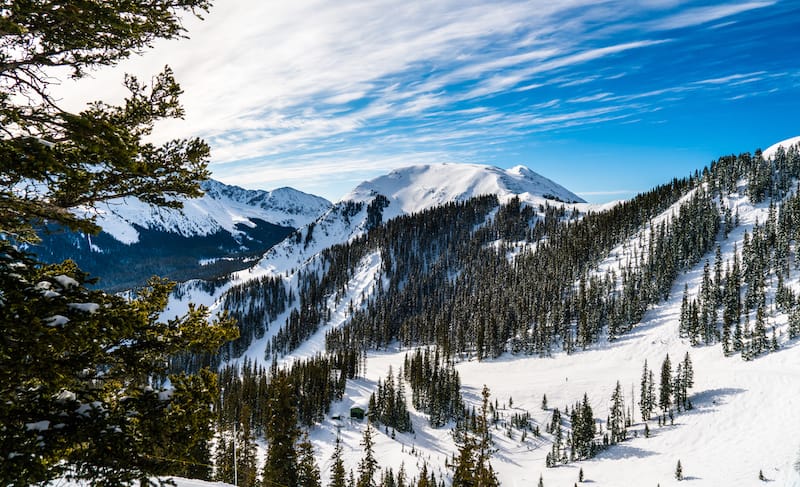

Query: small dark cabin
[350,407,365,420]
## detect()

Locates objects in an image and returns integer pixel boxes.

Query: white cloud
[647,1,775,30]
[693,72,767,85]
[42,0,793,198]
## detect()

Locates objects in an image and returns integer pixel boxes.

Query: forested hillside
[173,142,800,486]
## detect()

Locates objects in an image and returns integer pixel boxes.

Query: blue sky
[58,0,800,202]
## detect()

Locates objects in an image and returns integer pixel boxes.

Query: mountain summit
[251,163,584,277]
[344,163,584,221]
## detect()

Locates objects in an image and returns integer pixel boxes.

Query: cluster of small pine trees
[670,143,800,363]
[216,351,358,435]
[639,352,694,424]
[369,366,413,434]
[220,275,290,358]
[450,386,500,486]
[329,425,447,487]
[404,348,465,427]
[546,394,597,467]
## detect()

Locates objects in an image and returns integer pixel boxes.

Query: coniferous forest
[221,159,797,487]
[179,142,800,486]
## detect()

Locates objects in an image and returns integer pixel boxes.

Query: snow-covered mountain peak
[343,162,584,221]
[763,135,800,160]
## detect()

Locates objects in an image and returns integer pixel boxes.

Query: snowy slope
[298,172,800,487]
[763,135,800,160]
[86,179,330,245]
[160,146,800,486]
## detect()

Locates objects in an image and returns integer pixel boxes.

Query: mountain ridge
[248,162,586,279]
[35,179,331,291]
[344,162,584,221]
[87,178,331,245]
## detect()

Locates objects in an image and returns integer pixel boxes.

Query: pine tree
[0,246,236,485]
[475,385,500,486]
[675,459,683,481]
[639,360,653,421]
[0,2,211,244]
[789,306,800,339]
[214,434,235,485]
[0,1,241,484]
[297,433,322,487]
[234,406,260,487]
[451,430,478,487]
[609,381,626,444]
[570,393,595,460]
[672,364,684,413]
[357,423,379,487]
[659,354,672,415]
[262,371,300,486]
[681,352,694,410]
[329,436,347,487]
[753,305,769,355]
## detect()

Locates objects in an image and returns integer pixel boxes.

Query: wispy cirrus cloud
[646,1,775,30]
[50,0,800,201]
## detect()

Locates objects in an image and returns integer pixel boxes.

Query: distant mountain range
[33,180,331,291]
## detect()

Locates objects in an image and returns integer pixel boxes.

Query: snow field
[305,174,800,486]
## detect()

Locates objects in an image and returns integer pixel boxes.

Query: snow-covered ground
[293,162,800,486]
[157,148,800,486]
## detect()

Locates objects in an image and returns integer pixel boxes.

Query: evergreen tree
[357,423,379,487]
[675,459,683,481]
[609,381,626,444]
[0,247,236,485]
[213,434,235,485]
[233,405,260,487]
[262,371,300,487]
[0,1,211,243]
[0,1,241,484]
[573,394,595,459]
[453,386,498,486]
[659,354,672,415]
[672,364,685,413]
[297,433,322,487]
[329,436,347,487]
[789,306,800,339]
[639,360,653,421]
[681,352,694,410]
[475,385,500,486]
[451,431,478,487]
